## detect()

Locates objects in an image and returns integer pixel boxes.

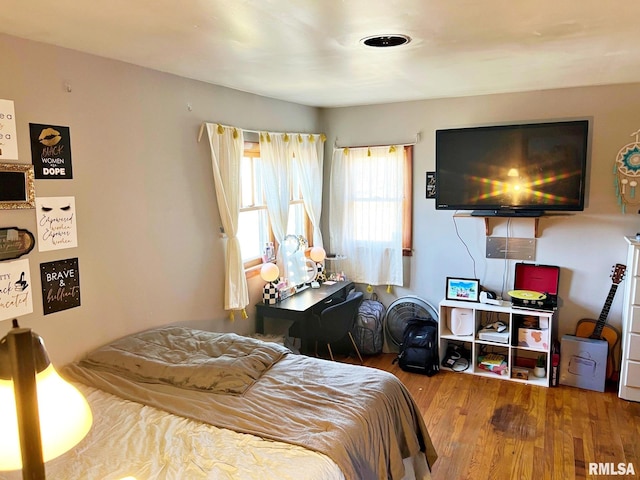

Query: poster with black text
[0,99,18,160]
[36,196,78,251]
[40,258,81,315]
[0,258,33,321]
[29,123,73,179]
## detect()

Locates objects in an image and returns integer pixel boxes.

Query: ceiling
[2,0,640,108]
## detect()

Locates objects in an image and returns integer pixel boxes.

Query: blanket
[65,326,437,480]
[78,328,289,395]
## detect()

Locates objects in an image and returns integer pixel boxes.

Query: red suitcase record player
[509,263,560,311]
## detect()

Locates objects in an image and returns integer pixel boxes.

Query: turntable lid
[514,263,560,296]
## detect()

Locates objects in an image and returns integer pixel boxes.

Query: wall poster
[29,123,73,179]
[0,99,18,160]
[35,196,78,251]
[40,257,81,315]
[0,258,33,321]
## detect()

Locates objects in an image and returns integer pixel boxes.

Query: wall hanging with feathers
[615,128,640,213]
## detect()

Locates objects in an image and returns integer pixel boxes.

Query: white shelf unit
[438,299,555,387]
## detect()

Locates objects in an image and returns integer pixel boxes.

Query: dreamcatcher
[615,128,640,213]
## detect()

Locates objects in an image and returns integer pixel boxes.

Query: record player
[508,263,559,311]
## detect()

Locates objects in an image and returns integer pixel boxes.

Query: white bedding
[0,383,346,480]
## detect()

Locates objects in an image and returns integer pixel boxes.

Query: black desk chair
[290,291,364,364]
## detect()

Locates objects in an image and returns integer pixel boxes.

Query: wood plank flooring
[356,353,640,480]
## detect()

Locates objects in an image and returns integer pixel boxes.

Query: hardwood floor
[358,353,640,480]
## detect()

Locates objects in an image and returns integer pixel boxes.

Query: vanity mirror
[282,234,315,286]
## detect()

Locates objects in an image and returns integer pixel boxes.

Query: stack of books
[477,353,508,375]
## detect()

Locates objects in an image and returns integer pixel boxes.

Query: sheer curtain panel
[290,134,325,248]
[330,145,404,286]
[205,123,249,318]
[258,132,291,247]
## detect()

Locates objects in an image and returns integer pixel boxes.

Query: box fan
[384,295,439,352]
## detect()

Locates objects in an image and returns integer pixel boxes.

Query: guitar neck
[593,284,618,338]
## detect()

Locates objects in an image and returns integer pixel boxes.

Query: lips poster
[40,258,81,315]
[0,99,18,160]
[29,123,73,179]
[0,258,34,322]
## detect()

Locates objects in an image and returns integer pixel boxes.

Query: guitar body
[574,263,626,381]
[574,318,620,380]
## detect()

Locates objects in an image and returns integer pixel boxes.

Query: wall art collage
[0,98,81,321]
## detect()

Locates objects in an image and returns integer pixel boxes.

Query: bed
[0,326,437,480]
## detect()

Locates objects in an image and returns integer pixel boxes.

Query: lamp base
[262,283,279,304]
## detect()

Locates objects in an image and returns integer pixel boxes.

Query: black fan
[384,295,438,351]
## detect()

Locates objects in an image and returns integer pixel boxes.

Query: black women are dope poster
[29,123,73,179]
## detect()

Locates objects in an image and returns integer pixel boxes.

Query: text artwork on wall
[40,257,81,315]
[0,99,18,160]
[29,123,73,179]
[36,196,78,251]
[0,258,33,321]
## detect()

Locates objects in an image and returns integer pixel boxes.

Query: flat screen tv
[435,119,589,216]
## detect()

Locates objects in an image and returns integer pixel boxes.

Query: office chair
[290,291,364,364]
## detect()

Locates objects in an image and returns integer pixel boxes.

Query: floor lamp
[0,319,93,479]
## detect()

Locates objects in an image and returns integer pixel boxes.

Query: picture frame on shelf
[445,277,480,302]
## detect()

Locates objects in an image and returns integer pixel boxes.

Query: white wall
[0,34,320,364]
[320,85,640,343]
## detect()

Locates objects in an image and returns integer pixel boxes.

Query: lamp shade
[310,246,326,263]
[260,263,279,283]
[0,324,93,474]
[0,364,93,470]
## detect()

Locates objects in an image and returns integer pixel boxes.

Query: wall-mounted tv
[435,119,589,217]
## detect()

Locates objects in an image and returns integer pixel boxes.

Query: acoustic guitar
[574,263,625,380]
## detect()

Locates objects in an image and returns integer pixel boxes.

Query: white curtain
[258,132,290,246]
[205,123,249,317]
[330,145,404,286]
[290,134,325,247]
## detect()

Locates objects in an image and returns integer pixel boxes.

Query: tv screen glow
[435,120,589,214]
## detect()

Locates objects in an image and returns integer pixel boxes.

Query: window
[238,141,311,269]
[329,145,413,286]
[350,146,412,253]
[287,165,311,237]
[238,142,270,268]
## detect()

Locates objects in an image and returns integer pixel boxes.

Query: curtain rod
[333,133,420,149]
[197,122,324,143]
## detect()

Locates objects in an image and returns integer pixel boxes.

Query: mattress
[0,382,345,480]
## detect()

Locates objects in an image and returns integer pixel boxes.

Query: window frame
[403,146,413,256]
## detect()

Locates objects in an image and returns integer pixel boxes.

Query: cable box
[477,328,510,344]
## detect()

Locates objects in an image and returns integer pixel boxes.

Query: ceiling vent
[361,34,411,48]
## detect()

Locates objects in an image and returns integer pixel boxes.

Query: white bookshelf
[438,299,556,387]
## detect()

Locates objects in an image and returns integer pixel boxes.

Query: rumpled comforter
[64,326,437,480]
[78,328,288,394]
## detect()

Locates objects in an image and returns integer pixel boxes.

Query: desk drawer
[316,292,346,310]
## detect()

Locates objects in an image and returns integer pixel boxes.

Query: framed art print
[446,277,480,302]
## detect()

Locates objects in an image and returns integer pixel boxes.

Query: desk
[255,281,355,334]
